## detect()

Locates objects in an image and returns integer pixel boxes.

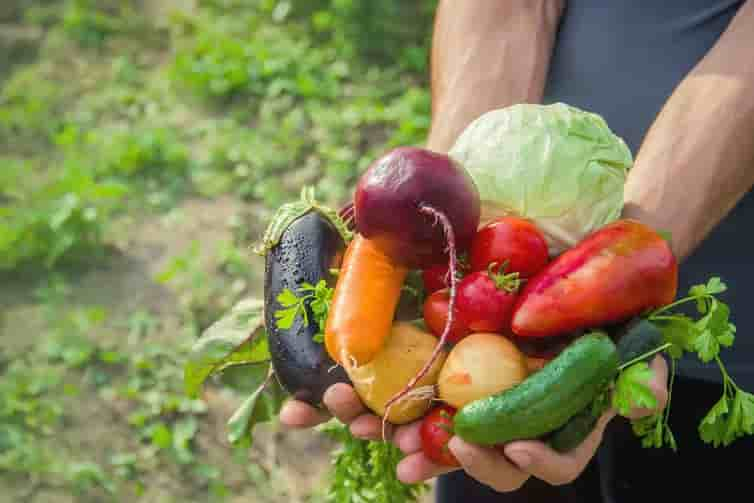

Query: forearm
[426,0,564,153]
[623,1,754,261]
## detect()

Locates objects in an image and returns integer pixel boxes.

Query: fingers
[322,383,396,441]
[503,409,616,486]
[280,383,375,435]
[323,383,367,423]
[448,437,529,493]
[624,355,669,420]
[393,421,423,454]
[396,451,458,484]
[279,399,330,428]
[350,413,394,441]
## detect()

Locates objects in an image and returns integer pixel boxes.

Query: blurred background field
[0,1,437,501]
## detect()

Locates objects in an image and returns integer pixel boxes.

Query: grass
[0,0,438,500]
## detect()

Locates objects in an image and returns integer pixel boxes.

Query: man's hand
[398,355,668,491]
[391,412,617,491]
[281,356,668,493]
[279,383,388,439]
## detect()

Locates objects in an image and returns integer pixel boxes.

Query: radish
[352,146,481,435]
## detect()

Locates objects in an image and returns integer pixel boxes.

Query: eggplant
[263,208,351,406]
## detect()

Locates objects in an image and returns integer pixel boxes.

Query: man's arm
[624,0,754,261]
[426,0,564,153]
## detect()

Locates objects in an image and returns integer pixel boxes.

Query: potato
[346,322,447,424]
[438,333,528,409]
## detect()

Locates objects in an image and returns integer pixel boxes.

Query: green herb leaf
[637,275,753,449]
[691,299,734,362]
[700,388,754,448]
[184,298,269,398]
[274,287,308,329]
[699,395,730,447]
[688,277,727,312]
[273,280,333,344]
[630,413,675,450]
[692,330,718,363]
[612,362,658,416]
[274,304,302,330]
[738,390,754,435]
[655,316,698,359]
[703,277,727,295]
[227,370,286,446]
[276,288,300,307]
[320,421,427,503]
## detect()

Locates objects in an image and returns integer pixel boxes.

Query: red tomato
[422,264,450,294]
[470,217,549,279]
[422,257,470,295]
[423,289,470,344]
[420,405,460,467]
[456,266,519,333]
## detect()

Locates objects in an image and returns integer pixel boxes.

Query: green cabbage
[449,103,632,255]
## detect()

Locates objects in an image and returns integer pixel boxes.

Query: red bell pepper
[510,219,678,338]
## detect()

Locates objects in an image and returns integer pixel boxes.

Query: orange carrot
[325,234,408,367]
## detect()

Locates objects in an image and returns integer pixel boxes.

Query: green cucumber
[454,333,620,446]
[548,407,600,452]
[615,317,663,363]
[547,318,664,452]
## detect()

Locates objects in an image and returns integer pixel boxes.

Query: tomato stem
[486,260,521,293]
[381,204,458,440]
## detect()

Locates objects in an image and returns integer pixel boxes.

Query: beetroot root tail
[381,204,459,440]
[338,202,355,230]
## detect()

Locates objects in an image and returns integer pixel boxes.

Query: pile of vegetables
[183,104,753,501]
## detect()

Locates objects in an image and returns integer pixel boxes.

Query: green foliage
[0,358,65,476]
[172,1,433,204]
[3,0,435,273]
[156,239,254,336]
[61,0,119,47]
[0,305,120,495]
[172,16,342,101]
[302,0,438,71]
[0,123,193,271]
[55,124,193,212]
[61,0,146,48]
[0,159,127,271]
[0,63,65,145]
[0,294,224,498]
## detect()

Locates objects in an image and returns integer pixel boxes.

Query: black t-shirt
[542,0,751,388]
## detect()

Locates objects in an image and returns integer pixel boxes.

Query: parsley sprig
[609,277,754,449]
[320,421,427,503]
[274,280,334,343]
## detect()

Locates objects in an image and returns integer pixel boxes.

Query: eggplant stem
[381,204,458,441]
